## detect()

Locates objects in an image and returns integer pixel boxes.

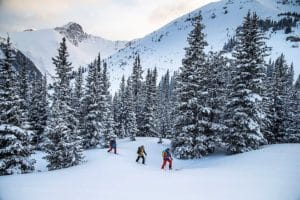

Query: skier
[107,138,117,154]
[136,145,147,164]
[161,148,172,170]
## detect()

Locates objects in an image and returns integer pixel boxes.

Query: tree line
[0,11,299,175]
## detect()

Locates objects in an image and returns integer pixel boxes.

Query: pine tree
[157,71,169,142]
[285,63,299,141]
[29,74,48,149]
[113,75,127,138]
[292,75,300,140]
[171,12,210,159]
[125,77,138,141]
[73,67,84,121]
[151,67,159,137]
[95,53,104,123]
[45,37,83,170]
[269,55,299,143]
[112,93,121,137]
[224,12,268,153]
[140,69,158,137]
[169,71,179,139]
[81,62,101,149]
[204,52,229,149]
[0,36,35,175]
[100,62,115,147]
[262,59,275,143]
[288,79,300,142]
[18,58,30,128]
[131,55,144,134]
[72,67,85,147]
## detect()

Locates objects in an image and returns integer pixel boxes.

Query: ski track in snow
[0,137,300,200]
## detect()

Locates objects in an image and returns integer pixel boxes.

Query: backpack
[162,151,166,158]
[137,147,141,154]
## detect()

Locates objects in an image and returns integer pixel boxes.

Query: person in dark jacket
[136,145,147,164]
[107,138,117,154]
[161,148,172,170]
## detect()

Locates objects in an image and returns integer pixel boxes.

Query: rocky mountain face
[54,22,89,46]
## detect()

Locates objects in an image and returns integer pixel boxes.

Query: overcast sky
[0,0,219,40]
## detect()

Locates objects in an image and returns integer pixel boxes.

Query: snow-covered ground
[0,137,300,200]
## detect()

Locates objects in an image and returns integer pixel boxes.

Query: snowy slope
[0,22,127,76]
[0,137,299,200]
[105,0,300,92]
[1,1,299,92]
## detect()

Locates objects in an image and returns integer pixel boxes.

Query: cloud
[149,0,216,26]
[0,0,217,40]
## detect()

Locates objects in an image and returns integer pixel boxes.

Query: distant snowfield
[0,138,300,200]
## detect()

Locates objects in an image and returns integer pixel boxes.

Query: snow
[105,0,300,92]
[0,124,27,133]
[0,49,4,59]
[1,0,298,93]
[1,137,300,200]
[0,27,127,78]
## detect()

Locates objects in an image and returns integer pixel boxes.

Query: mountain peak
[61,22,84,33]
[54,22,89,46]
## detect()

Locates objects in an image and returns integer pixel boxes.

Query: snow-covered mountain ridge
[0,22,127,76]
[105,0,300,92]
[1,0,299,92]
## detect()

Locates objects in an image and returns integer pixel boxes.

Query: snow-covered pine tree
[168,71,179,139]
[204,51,229,149]
[171,12,209,159]
[119,75,127,138]
[157,70,171,143]
[45,37,83,170]
[269,54,290,143]
[292,75,300,141]
[29,74,48,149]
[270,55,299,143]
[112,93,121,137]
[131,55,144,134]
[81,61,102,149]
[285,63,299,142]
[125,77,138,141]
[261,59,275,143]
[224,12,268,154]
[100,62,115,147]
[95,53,104,123]
[72,67,85,147]
[72,67,84,121]
[151,67,159,137]
[140,69,158,137]
[0,36,35,175]
[18,57,30,128]
[113,75,127,138]
[288,75,300,142]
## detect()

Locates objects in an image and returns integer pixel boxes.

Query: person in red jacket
[161,148,172,170]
